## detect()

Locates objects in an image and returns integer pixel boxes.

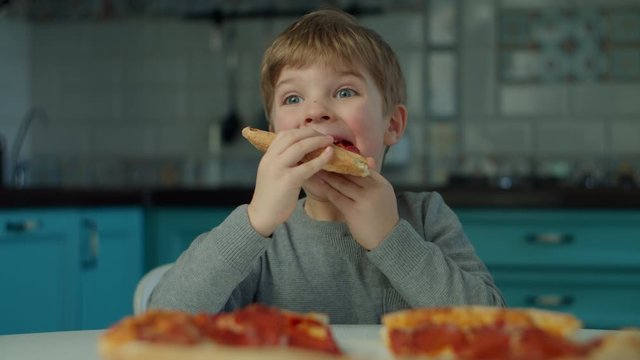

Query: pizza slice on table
[99,303,640,360]
[382,306,640,360]
[99,303,348,360]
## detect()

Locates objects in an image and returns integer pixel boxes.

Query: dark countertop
[1,186,639,209]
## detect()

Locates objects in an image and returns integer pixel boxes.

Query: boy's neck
[303,197,345,222]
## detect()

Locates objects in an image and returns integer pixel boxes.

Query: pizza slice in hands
[241,127,370,177]
[99,303,346,360]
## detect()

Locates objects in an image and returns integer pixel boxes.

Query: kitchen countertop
[0,186,639,209]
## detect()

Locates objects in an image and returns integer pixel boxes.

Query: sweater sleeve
[366,192,505,307]
[148,205,268,312]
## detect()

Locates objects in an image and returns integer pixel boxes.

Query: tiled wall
[0,20,31,185]
[1,0,639,188]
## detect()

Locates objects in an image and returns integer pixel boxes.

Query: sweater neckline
[293,198,351,236]
[291,199,367,259]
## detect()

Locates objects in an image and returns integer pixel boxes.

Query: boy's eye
[336,88,357,98]
[284,95,302,105]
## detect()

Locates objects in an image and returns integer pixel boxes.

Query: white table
[0,326,609,360]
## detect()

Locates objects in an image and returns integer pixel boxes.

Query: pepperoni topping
[196,305,286,346]
[334,139,360,154]
[460,326,512,360]
[126,311,203,344]
[114,304,342,355]
[389,324,467,356]
[286,317,341,354]
[389,323,602,360]
[516,327,596,360]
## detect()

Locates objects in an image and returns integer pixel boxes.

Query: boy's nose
[304,115,330,124]
[304,100,331,124]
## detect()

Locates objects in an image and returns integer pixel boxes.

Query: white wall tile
[461,49,496,116]
[572,84,640,116]
[60,89,121,122]
[535,121,605,155]
[156,20,206,55]
[611,121,640,154]
[0,67,29,117]
[124,56,188,85]
[119,20,202,56]
[500,85,569,116]
[31,125,91,157]
[123,86,187,122]
[91,125,155,157]
[188,87,229,122]
[463,121,532,154]
[31,23,94,58]
[0,19,30,121]
[187,53,227,86]
[462,0,495,48]
[90,22,132,56]
[361,11,424,49]
[31,62,63,122]
[398,50,425,117]
[0,19,29,54]
[155,124,208,156]
[60,56,124,87]
[500,0,572,8]
[234,19,270,53]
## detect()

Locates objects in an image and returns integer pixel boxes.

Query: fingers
[291,146,334,179]
[268,127,330,156]
[317,172,362,201]
[315,172,354,208]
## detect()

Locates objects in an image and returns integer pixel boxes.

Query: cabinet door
[456,210,640,268]
[493,270,640,329]
[145,207,232,270]
[0,210,78,334]
[78,207,143,330]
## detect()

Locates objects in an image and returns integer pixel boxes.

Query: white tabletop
[0,326,610,360]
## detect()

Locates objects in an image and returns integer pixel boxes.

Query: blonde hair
[260,8,406,120]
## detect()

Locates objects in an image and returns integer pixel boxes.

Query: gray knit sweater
[149,191,504,323]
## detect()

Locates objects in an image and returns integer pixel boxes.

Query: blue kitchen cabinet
[0,207,144,335]
[145,207,232,270]
[456,209,640,329]
[0,209,79,334]
[78,207,144,330]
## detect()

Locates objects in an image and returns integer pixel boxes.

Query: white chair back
[133,263,173,315]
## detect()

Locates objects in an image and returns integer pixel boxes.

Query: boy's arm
[366,192,506,307]
[148,205,268,312]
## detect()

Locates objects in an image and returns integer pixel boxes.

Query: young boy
[149,8,504,323]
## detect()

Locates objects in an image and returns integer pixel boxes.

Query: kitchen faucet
[10,106,49,187]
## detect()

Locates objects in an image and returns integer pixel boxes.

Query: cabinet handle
[6,220,41,233]
[525,233,574,245]
[525,295,574,308]
[81,220,100,269]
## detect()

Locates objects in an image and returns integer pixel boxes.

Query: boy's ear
[384,104,408,146]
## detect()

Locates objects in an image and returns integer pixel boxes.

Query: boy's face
[269,63,398,171]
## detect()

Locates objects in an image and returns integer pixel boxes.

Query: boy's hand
[316,158,399,250]
[248,128,334,237]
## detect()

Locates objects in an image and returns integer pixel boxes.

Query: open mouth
[334,139,360,155]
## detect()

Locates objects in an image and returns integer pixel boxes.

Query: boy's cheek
[269,111,298,132]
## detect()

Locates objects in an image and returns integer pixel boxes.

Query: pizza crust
[382,306,582,337]
[241,127,370,177]
[585,330,640,360]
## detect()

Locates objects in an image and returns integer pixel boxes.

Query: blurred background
[1,0,639,190]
